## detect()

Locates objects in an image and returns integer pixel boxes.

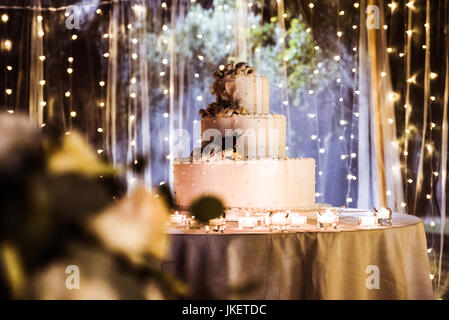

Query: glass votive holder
[255,213,266,226]
[206,217,226,233]
[238,216,258,230]
[269,212,290,232]
[184,216,199,230]
[374,207,393,226]
[170,212,186,226]
[357,215,378,227]
[290,214,307,227]
[316,212,339,230]
[263,213,271,226]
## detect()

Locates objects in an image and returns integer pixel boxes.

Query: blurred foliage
[144,0,330,111]
[248,15,325,106]
[190,196,225,223]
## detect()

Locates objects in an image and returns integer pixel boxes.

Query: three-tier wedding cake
[173,62,316,217]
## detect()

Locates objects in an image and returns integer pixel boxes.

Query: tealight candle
[185,217,198,229]
[317,212,338,229]
[207,217,226,233]
[170,213,185,225]
[271,212,289,225]
[358,216,377,227]
[268,212,290,232]
[290,214,307,227]
[238,216,257,229]
[376,208,391,219]
[375,207,393,226]
[317,215,337,224]
[263,213,271,226]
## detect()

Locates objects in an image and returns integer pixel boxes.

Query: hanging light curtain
[359,0,405,211]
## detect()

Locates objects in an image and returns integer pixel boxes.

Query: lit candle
[290,214,307,227]
[317,210,339,229]
[170,213,185,225]
[376,208,391,219]
[271,212,289,225]
[264,213,271,225]
[268,212,291,232]
[358,216,377,227]
[317,215,337,224]
[374,207,393,226]
[238,216,258,229]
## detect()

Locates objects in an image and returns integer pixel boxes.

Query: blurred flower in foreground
[0,114,183,299]
[47,132,116,177]
[0,115,46,299]
[30,186,183,300]
[89,186,169,264]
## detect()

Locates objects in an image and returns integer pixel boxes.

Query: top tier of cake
[199,62,270,116]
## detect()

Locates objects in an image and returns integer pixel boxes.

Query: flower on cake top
[199,101,248,118]
[199,62,255,118]
[189,147,244,162]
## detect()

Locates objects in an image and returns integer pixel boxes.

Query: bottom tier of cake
[173,158,315,211]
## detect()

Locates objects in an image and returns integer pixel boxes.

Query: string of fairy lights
[127,6,137,186]
[0,3,111,161]
[162,1,171,187]
[276,0,291,143]
[36,13,46,128]
[97,7,106,156]
[403,1,413,209]
[336,1,357,206]
[423,0,437,285]
[361,0,441,217]
[383,0,443,283]
[66,9,75,135]
[426,0,437,280]
[36,13,45,128]
[344,1,361,206]
[305,2,331,201]
[2,12,13,115]
[404,2,437,203]
[337,2,350,205]
[128,2,148,187]
[0,2,445,217]
[306,2,324,200]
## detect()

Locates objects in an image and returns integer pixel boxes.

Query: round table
[161,212,434,299]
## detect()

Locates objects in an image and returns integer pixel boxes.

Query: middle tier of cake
[173,158,315,211]
[201,114,286,159]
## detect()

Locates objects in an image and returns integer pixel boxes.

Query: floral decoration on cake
[190,148,244,162]
[199,62,255,117]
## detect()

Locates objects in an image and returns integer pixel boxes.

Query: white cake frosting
[201,114,286,159]
[174,159,315,210]
[233,75,270,114]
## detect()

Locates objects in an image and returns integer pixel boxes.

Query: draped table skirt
[161,212,433,299]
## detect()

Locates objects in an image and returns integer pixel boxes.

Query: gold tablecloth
[161,212,433,299]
